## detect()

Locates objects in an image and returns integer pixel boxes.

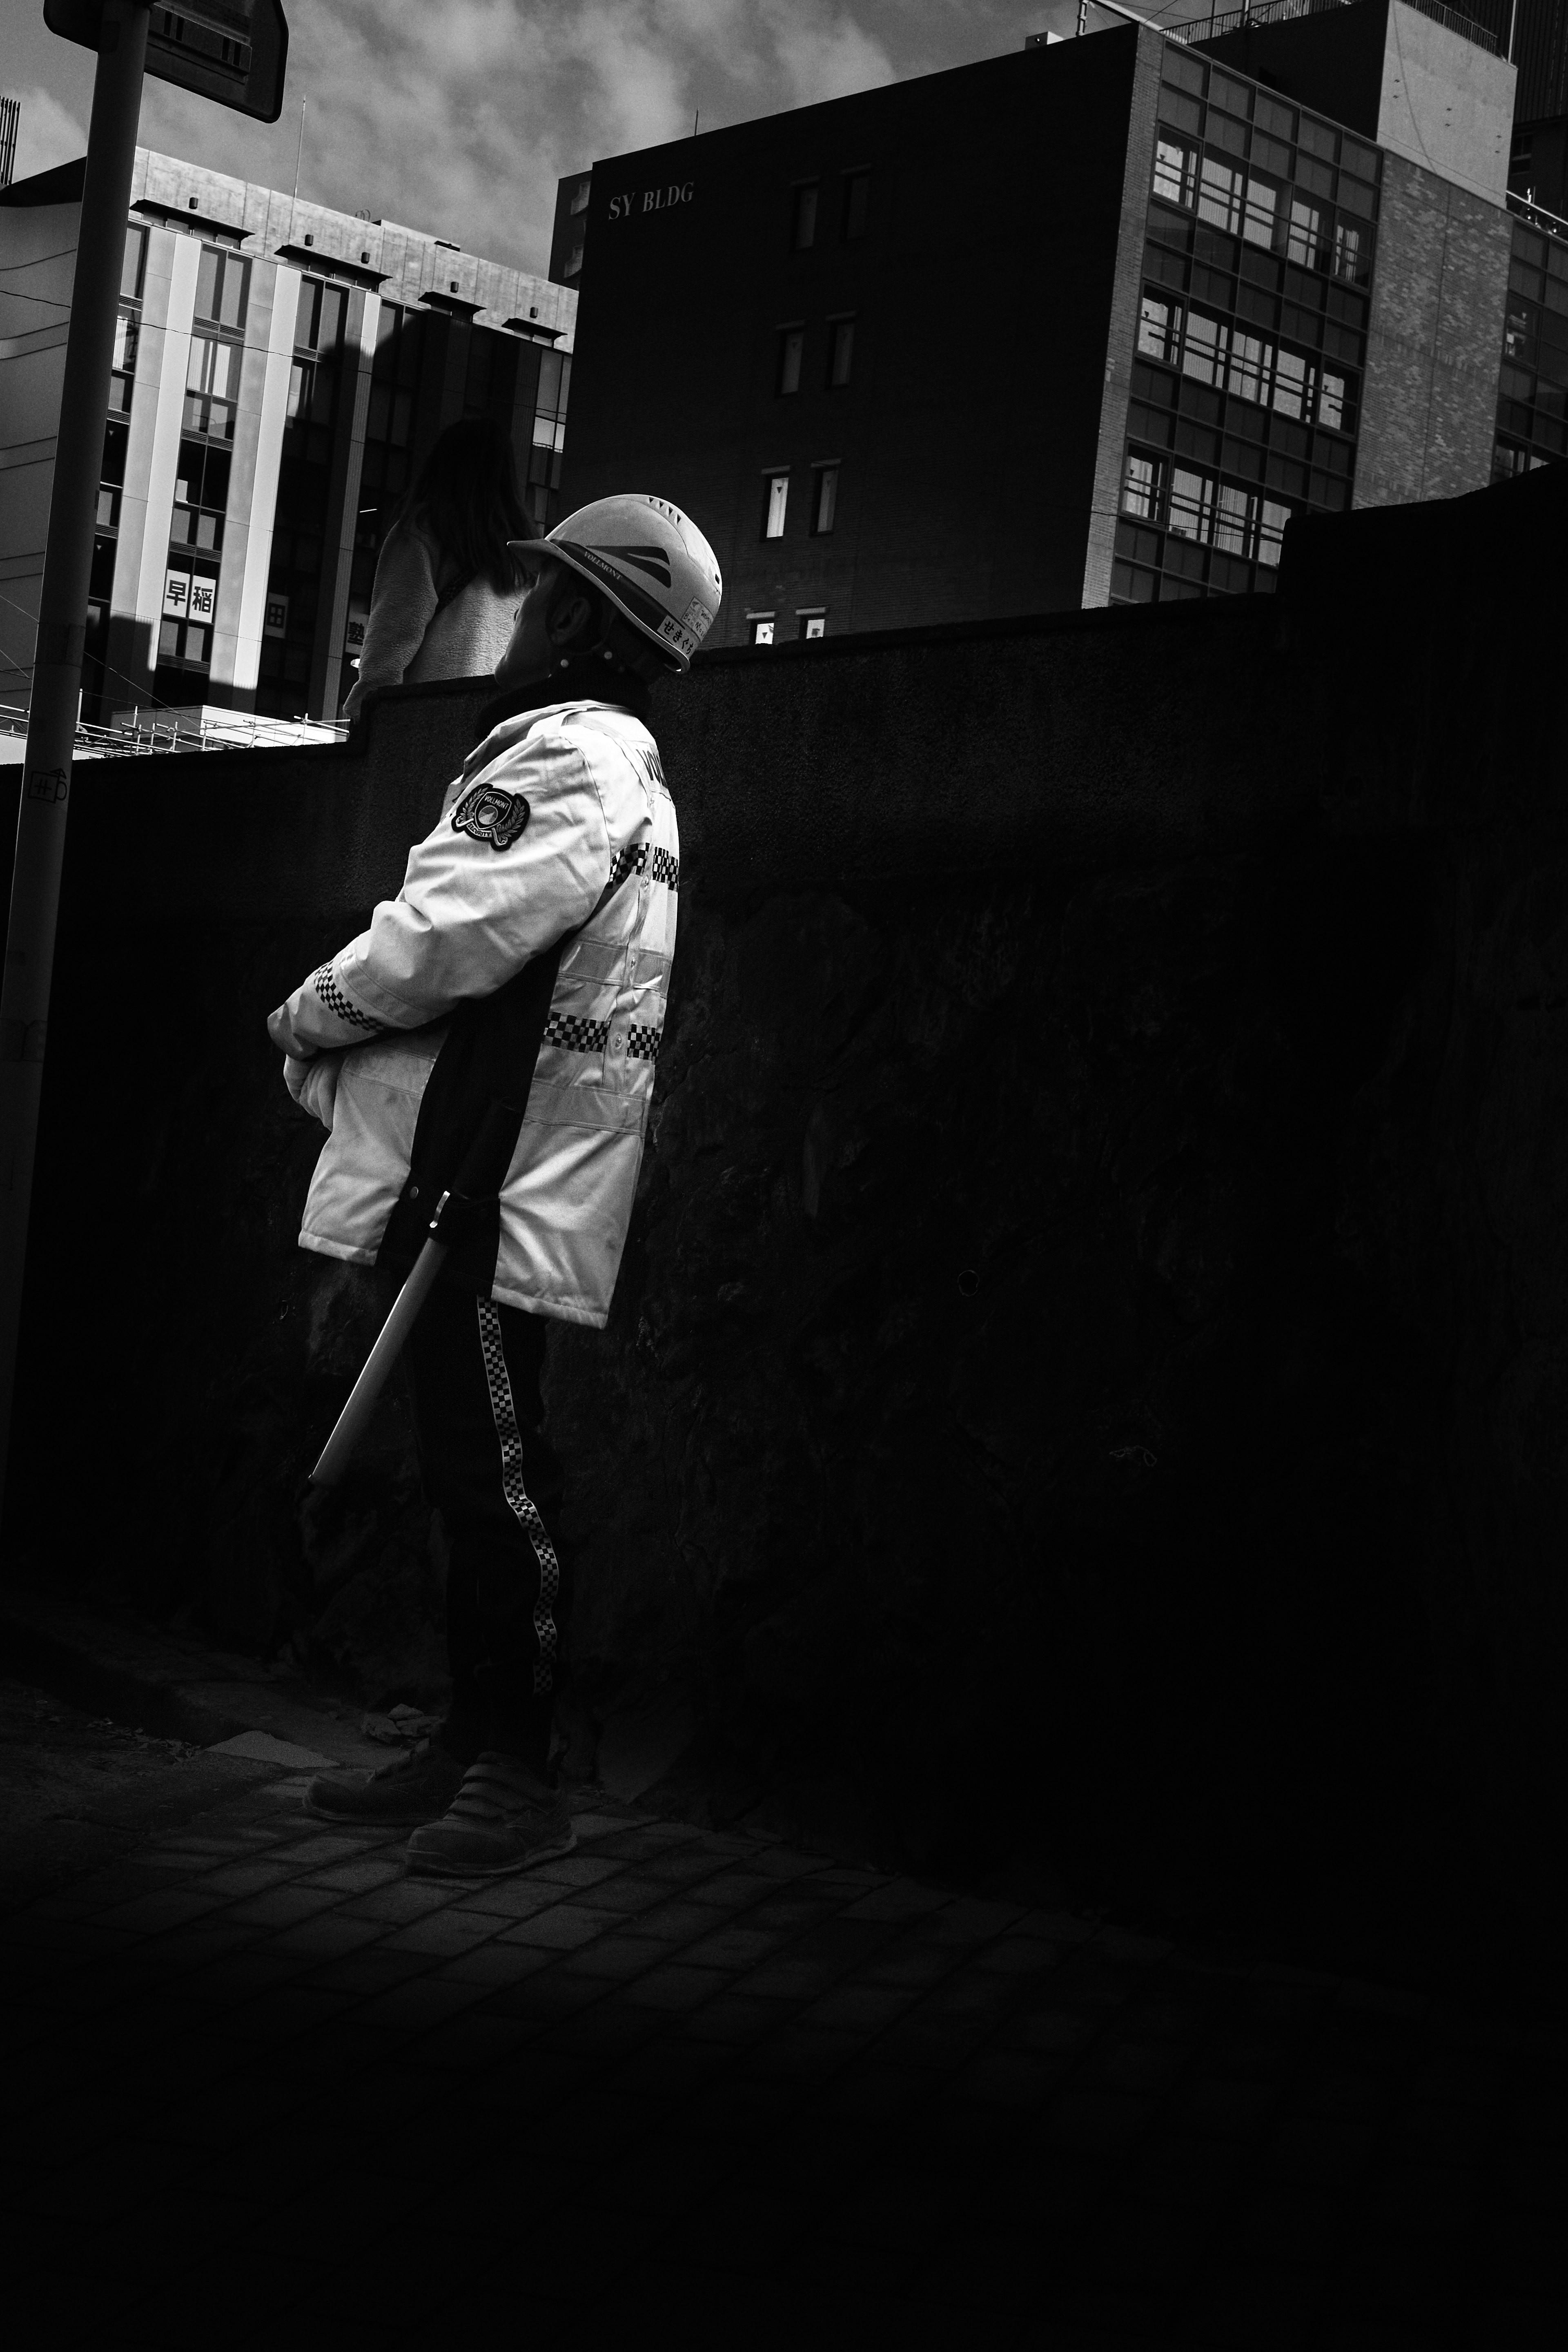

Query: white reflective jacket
[269,696,678,1328]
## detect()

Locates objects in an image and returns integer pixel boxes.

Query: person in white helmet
[266,495,722,1878]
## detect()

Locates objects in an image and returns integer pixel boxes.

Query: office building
[0,149,575,724]
[553,1,1549,636]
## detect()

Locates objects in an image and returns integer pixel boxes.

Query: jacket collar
[473,655,650,745]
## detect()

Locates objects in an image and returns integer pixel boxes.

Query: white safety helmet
[509,494,722,671]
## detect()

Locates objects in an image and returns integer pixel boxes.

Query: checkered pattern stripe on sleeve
[606,841,680,893]
[542,1012,610,1055]
[311,964,383,1032]
[626,1025,662,1062]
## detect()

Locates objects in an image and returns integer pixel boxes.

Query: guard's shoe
[404,1751,577,1879]
[305,1740,466,1827]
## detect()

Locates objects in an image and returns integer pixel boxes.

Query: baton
[310,1098,521,1489]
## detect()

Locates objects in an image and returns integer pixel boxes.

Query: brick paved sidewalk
[4,1768,1563,2348]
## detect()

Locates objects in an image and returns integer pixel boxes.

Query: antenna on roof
[289,94,305,240]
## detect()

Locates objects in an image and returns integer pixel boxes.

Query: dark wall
[1195,2,1394,135]
[9,463,1568,1909]
[562,31,1142,643]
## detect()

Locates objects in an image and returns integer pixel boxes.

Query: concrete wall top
[7,465,1559,938]
[129,151,577,350]
[1376,1,1515,205]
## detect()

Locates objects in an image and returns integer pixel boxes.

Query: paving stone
[496,1902,610,1951]
[262,1913,391,1961]
[291,1947,434,1997]
[193,1860,299,1896]
[682,1871,784,1909]
[348,1976,495,2032]
[739,2026,861,2083]
[444,1877,579,1922]
[620,1962,733,2012]
[1179,2076,1280,2140]
[801,1982,916,2034]
[1185,2262,1321,2348]
[566,1873,671,1915]
[380,1912,505,1958]
[551,1931,672,1982]
[94,1887,227,1934]
[681,1925,784,1970]
[675,1992,790,2047]
[294,1859,407,1893]
[214,1886,349,1929]
[334,1881,466,1922]
[956,2048,1065,2108]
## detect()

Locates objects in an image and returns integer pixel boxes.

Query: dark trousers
[396,1274,572,1775]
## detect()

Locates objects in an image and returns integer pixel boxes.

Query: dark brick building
[555,3,1536,634]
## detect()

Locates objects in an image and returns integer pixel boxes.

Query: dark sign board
[44,2,288,123]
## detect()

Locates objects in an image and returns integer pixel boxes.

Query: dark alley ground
[1,1668,1564,2347]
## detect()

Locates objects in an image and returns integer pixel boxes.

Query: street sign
[43,1,288,122]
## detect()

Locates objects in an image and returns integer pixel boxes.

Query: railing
[1508,188,1568,242]
[1169,0,1500,58]
[0,702,347,760]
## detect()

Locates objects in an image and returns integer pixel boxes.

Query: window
[1154,138,1197,209]
[828,318,855,387]
[777,328,803,395]
[1227,329,1267,403]
[195,246,248,329]
[1138,295,1180,363]
[751,615,776,645]
[811,465,839,534]
[185,332,238,440]
[120,223,147,301]
[1167,466,1213,541]
[1285,199,1322,269]
[569,176,591,216]
[792,185,818,250]
[1122,451,1163,521]
[295,277,345,354]
[1256,498,1291,566]
[1212,481,1251,557]
[1332,221,1367,285]
[1272,347,1309,420]
[1317,368,1352,432]
[798,611,826,639]
[764,473,789,537]
[842,172,869,240]
[1182,310,1227,387]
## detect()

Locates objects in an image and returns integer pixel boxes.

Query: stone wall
[7,461,1567,1905]
[1355,151,1511,510]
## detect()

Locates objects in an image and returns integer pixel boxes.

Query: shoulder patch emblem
[451,782,531,851]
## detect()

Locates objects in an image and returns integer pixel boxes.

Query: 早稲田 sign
[606,181,695,223]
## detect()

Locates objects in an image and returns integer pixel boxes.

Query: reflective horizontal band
[542,1013,610,1054]
[311,966,382,1032]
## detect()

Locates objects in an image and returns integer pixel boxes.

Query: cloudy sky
[7,0,1192,276]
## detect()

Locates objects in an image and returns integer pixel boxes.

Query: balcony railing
[1169,0,1500,58]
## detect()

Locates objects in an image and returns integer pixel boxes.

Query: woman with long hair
[343,415,536,718]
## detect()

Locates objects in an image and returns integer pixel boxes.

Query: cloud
[10,86,88,181]
[124,0,1017,275]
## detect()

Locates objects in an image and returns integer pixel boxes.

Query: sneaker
[404,1751,577,1879]
[305,1740,466,1827]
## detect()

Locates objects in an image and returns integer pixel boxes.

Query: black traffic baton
[310,1098,520,1489]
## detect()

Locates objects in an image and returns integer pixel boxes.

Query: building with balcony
[553,0,1540,637]
[0,149,576,724]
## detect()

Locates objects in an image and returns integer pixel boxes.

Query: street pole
[0,0,149,1537]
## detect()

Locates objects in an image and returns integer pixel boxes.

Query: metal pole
[0,0,149,1535]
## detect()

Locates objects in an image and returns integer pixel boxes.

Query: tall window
[185,334,238,441]
[194,246,248,330]
[792,185,818,250]
[764,473,789,537]
[842,172,870,240]
[777,328,803,395]
[811,466,839,535]
[828,318,855,387]
[751,615,776,644]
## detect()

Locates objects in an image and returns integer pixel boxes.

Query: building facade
[554,2,1530,637]
[0,149,575,724]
